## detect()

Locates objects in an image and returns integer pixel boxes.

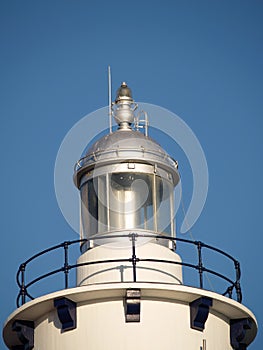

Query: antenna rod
[108,66,112,133]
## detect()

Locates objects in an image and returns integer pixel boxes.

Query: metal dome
[88,129,164,155]
[74,128,179,188]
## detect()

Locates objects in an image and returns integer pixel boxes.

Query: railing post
[21,263,26,305]
[63,242,69,289]
[197,241,204,289]
[234,261,242,303]
[235,261,241,280]
[130,233,137,282]
[236,281,242,303]
[227,286,233,299]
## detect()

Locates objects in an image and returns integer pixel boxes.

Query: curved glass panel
[80,171,175,239]
[109,173,153,231]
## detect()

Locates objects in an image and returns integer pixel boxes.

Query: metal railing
[16,233,242,307]
[74,147,178,172]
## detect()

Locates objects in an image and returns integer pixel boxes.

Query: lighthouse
[3,82,257,349]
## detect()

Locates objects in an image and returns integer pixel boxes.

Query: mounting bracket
[12,320,34,350]
[230,318,252,350]
[125,289,141,322]
[190,297,213,331]
[54,297,77,331]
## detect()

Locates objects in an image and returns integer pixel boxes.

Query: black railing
[16,233,242,307]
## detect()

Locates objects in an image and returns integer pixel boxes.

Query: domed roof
[87,129,164,155]
[74,128,178,188]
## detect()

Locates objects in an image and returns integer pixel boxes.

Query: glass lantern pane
[109,173,153,231]
[155,176,173,235]
[80,171,175,239]
[80,175,108,237]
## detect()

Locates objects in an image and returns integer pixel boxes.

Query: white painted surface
[3,283,257,350]
[77,242,183,285]
[33,299,230,350]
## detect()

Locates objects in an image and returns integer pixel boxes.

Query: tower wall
[3,284,257,350]
[77,242,183,285]
[34,299,229,349]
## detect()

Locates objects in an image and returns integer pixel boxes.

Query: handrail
[15,233,242,307]
[74,147,178,171]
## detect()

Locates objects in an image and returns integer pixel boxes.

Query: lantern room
[74,83,180,250]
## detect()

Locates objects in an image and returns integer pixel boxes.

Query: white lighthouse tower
[3,82,257,350]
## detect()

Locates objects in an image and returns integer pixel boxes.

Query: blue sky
[1,1,262,349]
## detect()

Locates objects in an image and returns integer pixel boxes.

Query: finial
[113,82,135,129]
[115,82,133,104]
